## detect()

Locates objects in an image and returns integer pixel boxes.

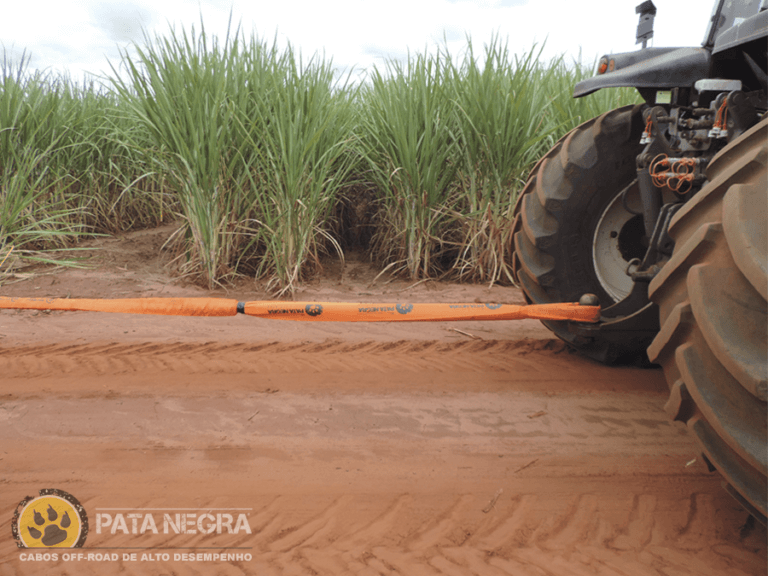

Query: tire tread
[511,105,651,363]
[648,117,768,520]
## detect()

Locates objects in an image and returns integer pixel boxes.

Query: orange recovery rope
[0,296,600,323]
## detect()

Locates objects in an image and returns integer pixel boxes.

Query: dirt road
[0,228,764,575]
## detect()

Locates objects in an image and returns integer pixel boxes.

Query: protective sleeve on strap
[0,297,240,317]
[0,297,601,323]
[242,301,601,323]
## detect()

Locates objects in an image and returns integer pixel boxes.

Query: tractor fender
[574,47,711,98]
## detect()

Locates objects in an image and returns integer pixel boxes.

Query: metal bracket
[636,1,657,48]
[627,202,683,283]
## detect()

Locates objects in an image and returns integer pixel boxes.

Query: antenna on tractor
[635,1,657,49]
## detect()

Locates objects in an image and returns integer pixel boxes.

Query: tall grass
[0,52,168,278]
[359,50,459,280]
[357,39,640,284]
[448,40,566,283]
[113,24,358,292]
[113,22,253,287]
[240,55,358,293]
[1,28,640,290]
[0,142,83,264]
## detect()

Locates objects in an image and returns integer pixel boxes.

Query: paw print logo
[12,489,88,548]
[28,504,70,545]
[396,303,413,315]
[305,304,323,317]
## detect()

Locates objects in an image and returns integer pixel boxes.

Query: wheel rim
[592,181,647,302]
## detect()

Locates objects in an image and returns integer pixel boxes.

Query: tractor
[511,0,767,522]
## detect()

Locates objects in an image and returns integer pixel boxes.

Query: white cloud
[1,0,713,81]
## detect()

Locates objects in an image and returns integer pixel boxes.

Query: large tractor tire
[647,117,768,522]
[512,104,657,363]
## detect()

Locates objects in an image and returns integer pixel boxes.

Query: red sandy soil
[0,226,765,575]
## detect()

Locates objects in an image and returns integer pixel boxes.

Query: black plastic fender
[574,47,711,98]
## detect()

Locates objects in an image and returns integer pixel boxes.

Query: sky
[2,0,714,83]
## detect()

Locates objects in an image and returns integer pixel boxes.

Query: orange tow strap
[0,296,600,323]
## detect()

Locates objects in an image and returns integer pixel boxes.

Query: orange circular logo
[12,489,88,548]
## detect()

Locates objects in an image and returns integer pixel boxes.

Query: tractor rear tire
[512,104,655,363]
[647,116,768,522]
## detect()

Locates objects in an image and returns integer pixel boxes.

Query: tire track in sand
[1,471,763,574]
[0,338,663,396]
[279,492,761,576]
[0,337,763,575]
